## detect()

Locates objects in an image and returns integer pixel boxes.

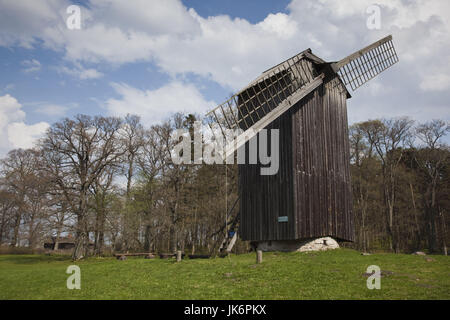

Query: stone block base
[255,237,339,252]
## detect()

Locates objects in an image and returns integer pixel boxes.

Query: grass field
[0,249,448,299]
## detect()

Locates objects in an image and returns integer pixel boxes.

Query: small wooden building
[44,236,94,250]
[237,51,354,243]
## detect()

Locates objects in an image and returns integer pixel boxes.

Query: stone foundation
[255,237,339,252]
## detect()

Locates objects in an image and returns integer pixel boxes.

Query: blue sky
[0,0,449,156]
[184,0,291,23]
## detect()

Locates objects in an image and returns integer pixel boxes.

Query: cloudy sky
[0,0,449,156]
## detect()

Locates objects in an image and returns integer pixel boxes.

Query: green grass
[0,249,448,299]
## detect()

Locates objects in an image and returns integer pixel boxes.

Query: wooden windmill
[206,35,399,252]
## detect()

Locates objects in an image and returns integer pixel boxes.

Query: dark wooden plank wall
[237,60,315,242]
[238,59,354,242]
[238,111,296,241]
[291,75,354,241]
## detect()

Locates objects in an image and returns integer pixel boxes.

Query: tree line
[349,118,449,254]
[0,113,448,259]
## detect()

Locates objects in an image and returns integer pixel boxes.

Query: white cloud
[7,122,49,149]
[88,0,200,36]
[56,65,103,79]
[1,0,301,89]
[259,13,298,40]
[34,104,68,117]
[149,12,302,89]
[0,94,49,156]
[105,81,215,125]
[420,74,450,91]
[285,0,450,124]
[1,1,448,83]
[0,0,67,48]
[0,0,449,126]
[0,94,25,129]
[2,0,447,93]
[21,59,41,73]
[46,24,158,64]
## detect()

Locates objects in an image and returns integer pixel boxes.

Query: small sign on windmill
[205,35,399,252]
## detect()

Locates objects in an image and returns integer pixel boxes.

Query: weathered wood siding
[238,62,354,242]
[238,110,296,241]
[292,75,354,241]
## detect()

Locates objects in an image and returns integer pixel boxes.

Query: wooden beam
[223,73,325,160]
[226,232,237,253]
[114,252,155,257]
[256,250,263,264]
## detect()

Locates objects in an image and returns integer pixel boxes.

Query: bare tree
[0,182,15,244]
[120,114,144,251]
[359,118,414,252]
[90,167,116,255]
[41,115,125,260]
[349,124,378,252]
[136,125,166,251]
[0,149,43,247]
[414,120,450,253]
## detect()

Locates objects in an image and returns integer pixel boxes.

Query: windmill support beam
[226,232,238,253]
[223,73,325,160]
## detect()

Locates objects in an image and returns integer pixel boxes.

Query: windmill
[206,35,398,252]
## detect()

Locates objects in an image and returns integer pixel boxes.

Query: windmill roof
[237,49,351,98]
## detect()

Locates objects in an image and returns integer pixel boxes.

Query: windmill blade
[204,50,324,159]
[332,35,399,91]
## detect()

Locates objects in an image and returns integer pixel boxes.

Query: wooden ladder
[218,211,240,254]
[210,196,240,255]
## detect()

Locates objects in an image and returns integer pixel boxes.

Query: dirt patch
[416,283,436,289]
[362,270,394,277]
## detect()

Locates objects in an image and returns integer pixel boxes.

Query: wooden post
[176,250,182,262]
[256,250,263,264]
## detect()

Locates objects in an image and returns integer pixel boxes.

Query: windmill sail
[332,35,399,91]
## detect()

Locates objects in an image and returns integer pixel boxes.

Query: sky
[0,0,449,156]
